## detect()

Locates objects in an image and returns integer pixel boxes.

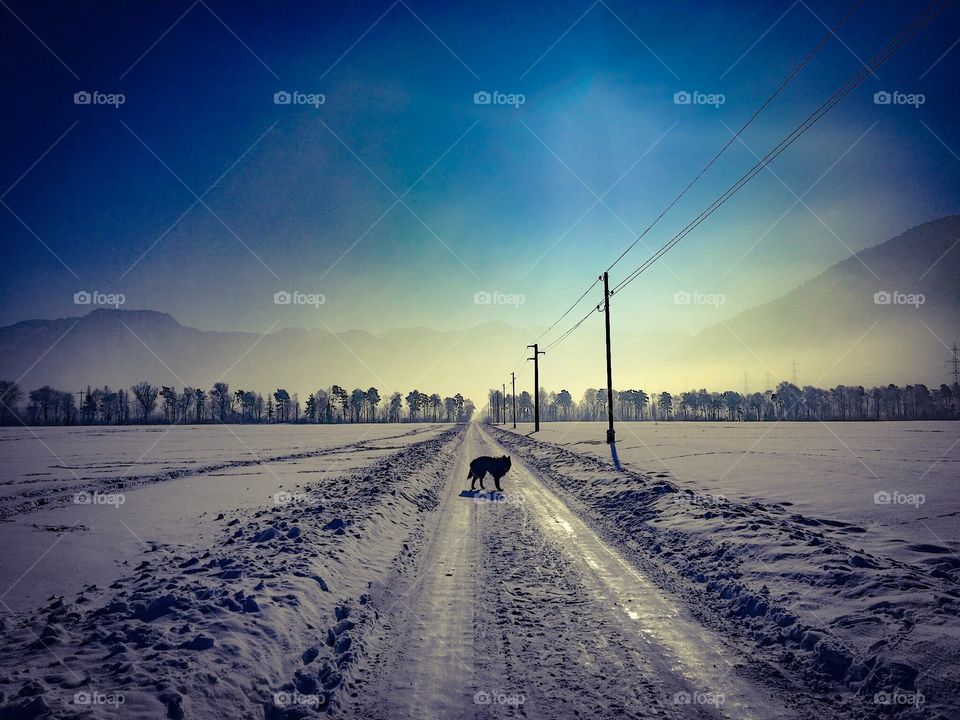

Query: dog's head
[502,455,511,469]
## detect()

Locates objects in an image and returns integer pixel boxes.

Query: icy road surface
[348,423,793,719]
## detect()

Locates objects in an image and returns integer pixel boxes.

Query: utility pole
[601,272,615,444]
[527,343,544,432]
[502,383,506,425]
[511,372,517,429]
[949,343,959,385]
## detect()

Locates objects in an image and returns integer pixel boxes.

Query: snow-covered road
[350,423,795,719]
[3,422,951,719]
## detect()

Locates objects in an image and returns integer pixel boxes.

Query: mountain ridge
[1,216,958,398]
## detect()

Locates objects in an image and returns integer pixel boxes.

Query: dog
[467,455,512,492]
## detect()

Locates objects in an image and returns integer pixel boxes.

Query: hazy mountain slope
[678,215,960,386]
[0,217,957,399]
[0,310,533,402]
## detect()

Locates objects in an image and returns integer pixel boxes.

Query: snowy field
[503,421,960,564]
[0,424,447,611]
[0,421,957,719]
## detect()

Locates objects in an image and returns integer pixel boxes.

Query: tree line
[486,381,960,422]
[0,380,475,426]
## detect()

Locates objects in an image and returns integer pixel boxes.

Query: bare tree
[131,381,159,421]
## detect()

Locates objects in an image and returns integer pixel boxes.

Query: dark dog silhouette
[467,455,512,491]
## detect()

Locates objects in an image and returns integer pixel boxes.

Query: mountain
[1,216,957,401]
[675,215,960,387]
[0,310,540,403]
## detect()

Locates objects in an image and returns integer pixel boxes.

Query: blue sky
[1,0,958,340]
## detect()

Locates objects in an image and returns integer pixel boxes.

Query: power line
[543,303,601,352]
[506,0,950,404]
[533,277,600,343]
[612,0,951,297]
[531,0,864,355]
[603,0,866,277]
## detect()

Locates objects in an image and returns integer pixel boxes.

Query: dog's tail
[466,469,475,480]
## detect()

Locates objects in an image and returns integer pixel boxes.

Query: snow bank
[491,426,960,720]
[0,425,465,719]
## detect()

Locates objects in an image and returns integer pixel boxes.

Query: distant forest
[0,381,475,426]
[486,381,960,422]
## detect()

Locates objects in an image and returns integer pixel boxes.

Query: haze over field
[3,216,957,402]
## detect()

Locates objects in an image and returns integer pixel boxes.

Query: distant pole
[527,343,544,432]
[950,343,960,385]
[511,372,517,429]
[502,383,506,425]
[601,272,615,444]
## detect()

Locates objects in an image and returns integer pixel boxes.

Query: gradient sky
[2,0,959,348]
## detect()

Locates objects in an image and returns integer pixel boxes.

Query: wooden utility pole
[601,272,615,444]
[527,344,544,432]
[502,383,506,425]
[949,343,959,385]
[511,372,517,429]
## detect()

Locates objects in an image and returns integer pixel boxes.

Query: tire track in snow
[0,424,446,520]
[476,424,794,720]
[351,423,482,719]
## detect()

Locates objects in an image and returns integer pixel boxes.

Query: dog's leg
[494,475,503,492]
[469,471,477,491]
[478,474,485,490]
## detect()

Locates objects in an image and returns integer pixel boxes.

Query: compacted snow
[0,424,447,613]
[0,421,957,719]
[507,421,960,564]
